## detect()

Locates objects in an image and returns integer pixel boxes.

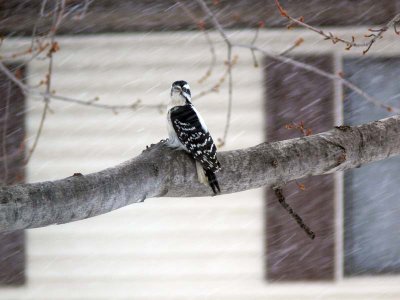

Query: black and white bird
[166,80,221,194]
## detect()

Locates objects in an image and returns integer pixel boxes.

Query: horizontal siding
[28,256,261,279]
[3,280,400,300]
[29,232,262,257]
[28,207,262,233]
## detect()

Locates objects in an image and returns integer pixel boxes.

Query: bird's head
[170,80,191,106]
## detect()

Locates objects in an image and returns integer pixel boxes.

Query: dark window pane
[0,64,26,285]
[343,57,399,276]
[264,55,335,281]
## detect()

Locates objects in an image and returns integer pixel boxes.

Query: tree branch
[1,115,399,232]
[274,0,400,54]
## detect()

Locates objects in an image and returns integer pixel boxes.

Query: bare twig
[280,37,304,55]
[251,25,303,67]
[197,29,217,84]
[195,0,234,147]
[192,54,238,101]
[0,42,50,62]
[195,0,230,46]
[31,0,46,51]
[0,61,161,112]
[274,0,400,54]
[250,22,263,67]
[26,102,49,163]
[176,1,217,84]
[36,93,154,111]
[40,0,49,16]
[233,43,399,113]
[273,186,315,240]
[219,46,233,147]
[80,0,94,18]
[25,0,64,163]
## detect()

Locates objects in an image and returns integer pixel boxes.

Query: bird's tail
[204,169,221,195]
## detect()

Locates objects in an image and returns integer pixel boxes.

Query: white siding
[1,30,400,299]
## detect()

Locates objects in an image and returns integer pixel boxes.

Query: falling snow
[0,1,400,299]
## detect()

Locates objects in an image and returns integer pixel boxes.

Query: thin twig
[233,43,399,113]
[251,24,303,68]
[26,101,49,163]
[0,43,49,62]
[192,54,238,101]
[0,62,27,91]
[273,186,315,240]
[0,61,159,112]
[36,93,151,110]
[250,23,262,67]
[40,0,49,16]
[198,29,217,84]
[176,1,217,84]
[25,0,64,163]
[80,0,94,18]
[195,0,231,46]
[31,0,51,52]
[274,0,400,54]
[195,0,234,147]
[279,37,304,55]
[219,45,233,147]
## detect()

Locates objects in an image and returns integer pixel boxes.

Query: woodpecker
[166,80,221,194]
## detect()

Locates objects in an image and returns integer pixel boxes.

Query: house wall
[1,30,400,299]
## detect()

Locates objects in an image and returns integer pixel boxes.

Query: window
[264,49,399,281]
[264,55,336,281]
[343,57,400,276]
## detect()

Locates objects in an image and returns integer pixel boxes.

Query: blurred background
[1,0,400,299]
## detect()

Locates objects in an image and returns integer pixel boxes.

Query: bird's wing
[170,105,221,172]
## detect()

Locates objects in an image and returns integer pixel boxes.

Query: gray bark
[1,115,399,232]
